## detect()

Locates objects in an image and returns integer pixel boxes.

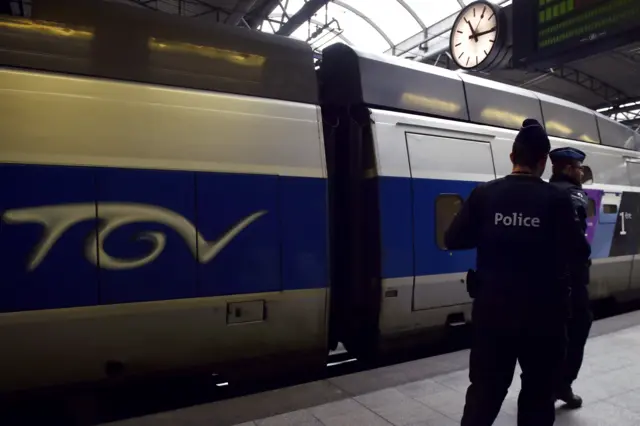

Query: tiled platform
[103,310,640,426]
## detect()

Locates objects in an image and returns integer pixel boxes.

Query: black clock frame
[449,0,508,72]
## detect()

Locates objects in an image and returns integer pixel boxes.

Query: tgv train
[2,1,640,392]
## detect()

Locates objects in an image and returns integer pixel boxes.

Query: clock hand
[474,6,486,33]
[469,26,496,39]
[464,18,478,41]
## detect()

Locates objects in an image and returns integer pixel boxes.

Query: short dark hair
[512,139,548,169]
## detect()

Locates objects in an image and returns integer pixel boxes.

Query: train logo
[1,203,267,271]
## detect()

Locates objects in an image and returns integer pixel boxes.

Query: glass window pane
[325,2,391,52]
[272,0,306,18]
[587,198,596,218]
[261,0,503,55]
[268,1,388,52]
[436,194,463,250]
[291,23,347,51]
[260,22,275,33]
[404,0,462,27]
[339,0,420,45]
[582,165,594,185]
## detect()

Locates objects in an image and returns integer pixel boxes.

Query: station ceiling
[7,0,640,130]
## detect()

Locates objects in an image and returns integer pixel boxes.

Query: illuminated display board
[513,0,640,67]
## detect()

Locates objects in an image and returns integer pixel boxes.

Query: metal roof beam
[276,0,330,36]
[621,117,640,127]
[226,0,259,25]
[603,100,640,115]
[125,0,164,11]
[333,0,393,48]
[395,0,426,29]
[611,106,640,122]
[246,0,281,28]
[385,12,454,57]
[544,66,631,108]
[617,113,640,123]
[268,13,353,45]
[594,95,640,113]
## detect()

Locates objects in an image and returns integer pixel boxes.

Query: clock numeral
[458,51,464,59]
[455,42,462,47]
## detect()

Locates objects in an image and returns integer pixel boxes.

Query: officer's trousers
[559,286,593,391]
[460,313,566,426]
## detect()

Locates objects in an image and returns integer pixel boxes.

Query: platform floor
[103,310,640,426]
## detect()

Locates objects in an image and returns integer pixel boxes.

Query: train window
[627,161,640,187]
[603,204,618,214]
[581,165,594,185]
[587,198,596,218]
[436,194,463,250]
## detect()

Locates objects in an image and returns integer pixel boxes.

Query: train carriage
[0,3,329,391]
[1,0,640,392]
[320,44,640,358]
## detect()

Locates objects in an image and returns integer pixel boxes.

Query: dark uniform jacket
[549,174,591,287]
[444,174,591,327]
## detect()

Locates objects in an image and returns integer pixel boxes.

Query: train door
[624,159,640,291]
[406,131,496,311]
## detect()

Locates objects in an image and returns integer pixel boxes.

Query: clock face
[450,2,500,69]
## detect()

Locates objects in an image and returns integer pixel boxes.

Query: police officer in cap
[549,147,592,409]
[445,119,591,426]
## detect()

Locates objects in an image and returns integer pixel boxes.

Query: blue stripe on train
[0,164,328,313]
[377,176,479,279]
[376,177,625,280]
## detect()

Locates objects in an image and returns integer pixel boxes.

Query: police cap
[514,118,551,157]
[549,147,586,164]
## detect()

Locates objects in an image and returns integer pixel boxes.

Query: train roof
[320,43,640,151]
[0,0,318,105]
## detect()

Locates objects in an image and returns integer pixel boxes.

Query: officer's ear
[539,154,549,168]
[536,155,548,175]
[540,154,549,168]
[509,152,515,165]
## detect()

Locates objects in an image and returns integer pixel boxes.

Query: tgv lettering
[1,203,267,271]
[494,212,540,228]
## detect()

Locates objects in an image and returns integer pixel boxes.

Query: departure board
[513,0,640,67]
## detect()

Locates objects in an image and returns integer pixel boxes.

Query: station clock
[450,0,508,71]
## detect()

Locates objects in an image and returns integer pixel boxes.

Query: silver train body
[1,3,640,392]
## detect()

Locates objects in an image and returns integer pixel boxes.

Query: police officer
[445,119,591,426]
[549,147,592,409]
